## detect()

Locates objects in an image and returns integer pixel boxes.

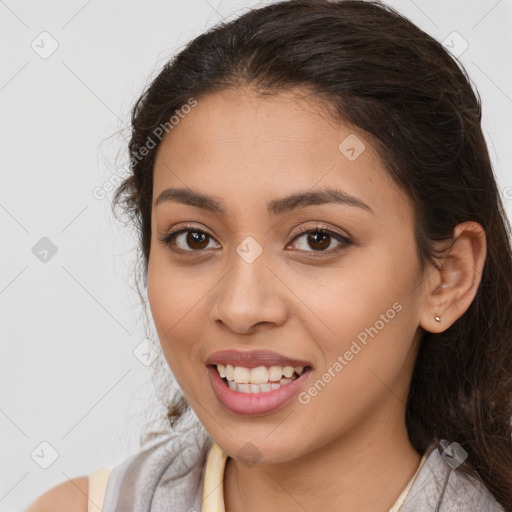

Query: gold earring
[434,313,441,323]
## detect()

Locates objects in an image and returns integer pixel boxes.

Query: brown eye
[159,228,218,251]
[289,228,351,254]
[306,232,331,251]
[158,226,351,256]
[183,231,210,250]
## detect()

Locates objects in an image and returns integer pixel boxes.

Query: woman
[27,0,512,510]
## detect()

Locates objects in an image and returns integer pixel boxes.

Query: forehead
[158,87,347,162]
[152,87,413,223]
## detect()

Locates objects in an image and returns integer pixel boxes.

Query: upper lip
[205,349,313,369]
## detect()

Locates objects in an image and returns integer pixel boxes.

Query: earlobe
[419,221,487,334]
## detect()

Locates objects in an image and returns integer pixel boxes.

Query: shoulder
[401,445,505,511]
[103,430,213,510]
[24,476,89,512]
[442,463,505,511]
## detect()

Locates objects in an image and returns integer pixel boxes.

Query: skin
[24,477,88,512]
[147,86,487,512]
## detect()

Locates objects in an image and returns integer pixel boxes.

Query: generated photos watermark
[92,97,198,200]
[298,301,403,405]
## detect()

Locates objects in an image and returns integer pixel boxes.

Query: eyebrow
[154,186,373,216]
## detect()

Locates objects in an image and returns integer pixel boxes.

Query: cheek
[294,243,420,406]
[147,247,202,328]
[292,241,419,352]
[146,252,205,371]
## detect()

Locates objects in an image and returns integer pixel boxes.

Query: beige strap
[88,468,112,512]
[202,443,228,512]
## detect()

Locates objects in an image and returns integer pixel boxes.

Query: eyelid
[289,221,352,240]
[287,226,352,255]
[158,222,352,255]
[157,223,216,248]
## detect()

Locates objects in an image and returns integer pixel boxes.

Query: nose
[212,247,288,335]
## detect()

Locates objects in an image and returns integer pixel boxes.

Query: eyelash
[157,224,352,257]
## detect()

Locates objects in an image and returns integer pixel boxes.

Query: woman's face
[147,87,431,463]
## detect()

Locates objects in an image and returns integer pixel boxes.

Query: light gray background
[1,0,511,510]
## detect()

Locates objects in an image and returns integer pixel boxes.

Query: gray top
[101,430,505,511]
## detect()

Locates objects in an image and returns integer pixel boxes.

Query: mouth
[206,362,313,416]
[209,363,312,393]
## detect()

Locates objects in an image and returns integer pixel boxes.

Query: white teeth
[283,366,294,378]
[249,366,268,384]
[233,366,250,384]
[268,366,283,381]
[225,365,234,381]
[216,363,308,388]
[217,364,226,378]
[227,378,293,393]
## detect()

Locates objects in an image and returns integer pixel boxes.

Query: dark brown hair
[112,0,512,508]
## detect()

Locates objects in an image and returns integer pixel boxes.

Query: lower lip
[207,365,312,416]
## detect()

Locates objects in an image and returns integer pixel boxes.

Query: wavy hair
[112,1,512,508]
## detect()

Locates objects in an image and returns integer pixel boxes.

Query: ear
[419,221,487,333]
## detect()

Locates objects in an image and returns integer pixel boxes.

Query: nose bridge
[213,235,285,332]
[235,235,265,266]
[224,234,272,303]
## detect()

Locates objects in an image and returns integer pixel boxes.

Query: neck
[223,402,422,512]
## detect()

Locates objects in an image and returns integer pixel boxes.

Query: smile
[215,363,307,393]
[207,364,313,416]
